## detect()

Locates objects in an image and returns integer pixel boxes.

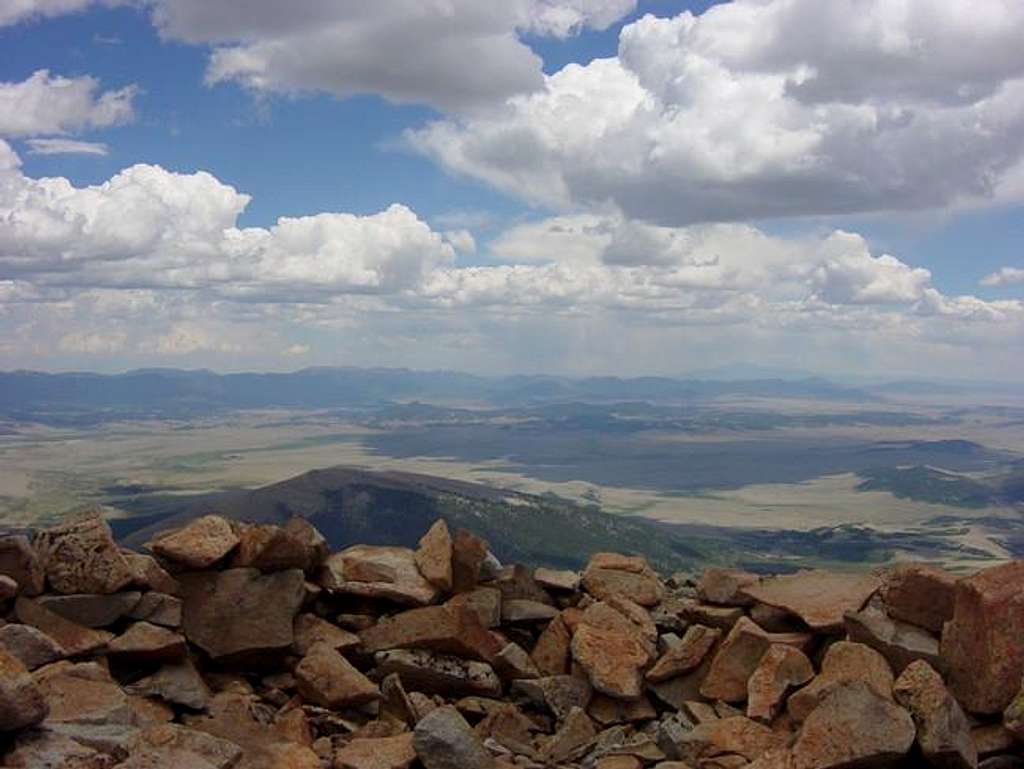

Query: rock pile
[0,510,1021,768]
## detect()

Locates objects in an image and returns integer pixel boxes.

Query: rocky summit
[0,510,1022,769]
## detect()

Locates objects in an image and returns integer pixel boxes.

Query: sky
[0,0,1022,380]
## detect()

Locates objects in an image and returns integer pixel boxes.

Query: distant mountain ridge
[0,366,876,425]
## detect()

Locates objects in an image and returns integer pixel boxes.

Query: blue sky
[0,0,1022,378]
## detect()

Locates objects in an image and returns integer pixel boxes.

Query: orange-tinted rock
[698,568,760,607]
[126,656,212,710]
[741,570,880,632]
[543,706,596,763]
[531,615,572,677]
[373,649,502,698]
[941,561,1024,714]
[38,591,141,628]
[587,693,657,726]
[359,604,502,661]
[844,604,942,675]
[451,529,489,594]
[789,682,914,769]
[582,553,663,607]
[881,563,956,633]
[492,641,541,680]
[147,515,240,570]
[446,586,502,628]
[179,567,306,665]
[295,643,380,709]
[747,644,814,722]
[700,617,774,703]
[14,596,113,657]
[647,624,720,683]
[571,622,649,700]
[787,641,894,722]
[415,519,453,592]
[292,613,360,656]
[0,646,48,732]
[107,622,186,664]
[893,660,976,769]
[34,511,134,596]
[320,546,439,606]
[335,732,417,769]
[128,592,182,628]
[0,535,45,596]
[511,675,593,721]
[660,715,784,764]
[1005,684,1024,740]
[0,624,65,670]
[122,551,179,594]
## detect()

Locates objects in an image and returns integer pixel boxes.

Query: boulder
[451,529,489,594]
[14,596,114,657]
[126,656,212,710]
[941,561,1024,714]
[178,567,306,665]
[415,519,453,592]
[530,615,572,676]
[413,705,495,769]
[646,624,720,683]
[571,621,650,700]
[233,518,328,573]
[292,613,360,656]
[0,574,17,601]
[1,729,114,768]
[511,675,593,721]
[359,604,502,661]
[659,715,783,764]
[492,641,541,680]
[789,682,915,769]
[122,551,179,594]
[582,553,664,607]
[588,693,657,726]
[747,644,815,722]
[128,592,182,628]
[881,563,956,633]
[893,660,976,769]
[1005,683,1024,740]
[543,706,597,763]
[741,570,880,632]
[294,643,380,709]
[38,591,142,628]
[845,604,942,674]
[33,664,135,726]
[788,641,894,722]
[107,622,187,664]
[319,545,439,606]
[700,617,774,703]
[0,646,48,732]
[124,723,242,769]
[501,599,559,623]
[445,586,502,628]
[147,515,240,570]
[335,732,417,769]
[0,623,65,670]
[374,649,502,698]
[535,567,580,593]
[698,568,760,607]
[33,511,134,595]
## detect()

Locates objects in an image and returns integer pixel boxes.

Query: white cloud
[0,70,137,137]
[0,0,94,27]
[140,0,635,113]
[411,0,1024,223]
[25,138,109,156]
[981,266,1024,287]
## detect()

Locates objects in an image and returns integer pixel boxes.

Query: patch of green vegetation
[855,466,993,508]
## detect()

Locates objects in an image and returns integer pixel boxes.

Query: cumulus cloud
[411,0,1024,223]
[0,159,1020,375]
[0,0,95,27]
[981,266,1024,286]
[25,138,109,155]
[0,70,137,137]
[132,0,632,113]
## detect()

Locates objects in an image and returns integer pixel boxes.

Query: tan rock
[571,621,649,700]
[374,648,502,698]
[415,519,453,592]
[122,551,179,594]
[15,596,113,657]
[126,656,212,710]
[678,598,746,630]
[125,723,243,769]
[320,545,439,606]
[0,535,44,596]
[595,757,643,769]
[34,511,134,595]
[588,693,657,726]
[292,613,360,656]
[972,723,1016,758]
[2,728,118,768]
[501,598,558,623]
[789,682,915,769]
[941,561,1024,714]
[535,567,580,592]
[414,705,494,769]
[741,570,880,632]
[511,674,593,721]
[698,568,760,606]
[531,615,572,676]
[451,529,489,594]
[295,643,380,709]
[0,623,65,670]
[787,641,894,722]
[1005,682,1024,740]
[747,644,814,722]
[128,592,182,628]
[359,604,501,661]
[0,646,48,732]
[445,587,502,628]
[880,562,956,633]
[700,617,773,703]
[543,706,596,763]
[660,715,784,764]
[582,553,664,607]
[179,567,306,664]
[647,624,721,683]
[233,517,328,574]
[844,604,942,674]
[147,515,240,570]
[492,641,541,680]
[893,660,976,769]
[108,622,186,663]
[335,732,417,769]
[38,591,142,628]
[34,665,135,725]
